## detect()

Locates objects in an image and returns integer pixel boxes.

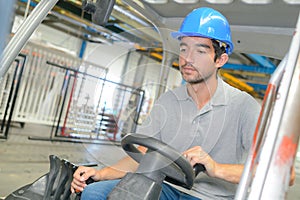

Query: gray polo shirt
[137,77,260,199]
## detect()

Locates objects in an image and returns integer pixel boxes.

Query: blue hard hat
[171,7,234,54]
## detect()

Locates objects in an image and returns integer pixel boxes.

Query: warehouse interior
[0,0,300,199]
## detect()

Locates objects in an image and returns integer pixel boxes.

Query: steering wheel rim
[121,133,195,189]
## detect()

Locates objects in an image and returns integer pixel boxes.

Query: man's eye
[197,50,206,54]
[180,48,186,52]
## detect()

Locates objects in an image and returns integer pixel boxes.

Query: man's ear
[216,53,229,68]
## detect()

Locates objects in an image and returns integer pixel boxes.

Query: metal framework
[0,0,59,79]
[236,13,300,199]
[0,54,26,139]
[0,0,16,63]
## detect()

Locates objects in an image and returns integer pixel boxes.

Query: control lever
[193,163,206,177]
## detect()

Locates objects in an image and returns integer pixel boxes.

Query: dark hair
[211,40,226,62]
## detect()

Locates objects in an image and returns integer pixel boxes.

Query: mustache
[180,62,196,70]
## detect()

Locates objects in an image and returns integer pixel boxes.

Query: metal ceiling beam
[247,54,277,69]
[223,63,275,74]
[17,0,161,47]
[247,83,268,92]
[54,0,161,46]
[111,4,161,46]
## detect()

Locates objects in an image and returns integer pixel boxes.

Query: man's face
[179,36,218,84]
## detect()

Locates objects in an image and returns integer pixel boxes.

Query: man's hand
[182,146,217,177]
[70,166,98,193]
[182,146,245,184]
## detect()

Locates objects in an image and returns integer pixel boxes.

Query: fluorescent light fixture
[143,0,168,3]
[173,0,199,4]
[206,0,233,4]
[284,0,300,4]
[242,0,273,4]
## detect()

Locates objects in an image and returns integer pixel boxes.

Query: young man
[71,7,261,199]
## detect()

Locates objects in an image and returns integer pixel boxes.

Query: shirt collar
[175,77,229,106]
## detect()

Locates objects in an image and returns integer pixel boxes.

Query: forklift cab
[1,0,299,199]
[4,134,205,200]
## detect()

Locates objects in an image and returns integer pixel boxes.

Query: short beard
[188,78,206,84]
[180,62,217,85]
[180,69,214,85]
[182,72,206,84]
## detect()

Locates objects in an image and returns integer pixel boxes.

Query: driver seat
[4,155,80,200]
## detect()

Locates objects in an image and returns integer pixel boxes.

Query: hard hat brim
[171,32,206,40]
[171,32,233,55]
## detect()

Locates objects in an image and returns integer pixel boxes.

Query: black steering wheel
[121,133,205,189]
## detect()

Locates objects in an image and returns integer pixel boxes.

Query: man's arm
[71,146,147,193]
[212,163,244,184]
[182,146,244,184]
[182,146,296,185]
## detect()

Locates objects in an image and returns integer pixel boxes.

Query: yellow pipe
[221,72,254,93]
[150,52,162,60]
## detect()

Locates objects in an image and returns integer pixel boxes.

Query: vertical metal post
[156,27,177,99]
[235,12,300,200]
[61,72,78,136]
[79,40,87,59]
[156,51,175,98]
[0,0,59,79]
[131,90,145,133]
[4,57,26,138]
[54,70,71,138]
[235,56,287,200]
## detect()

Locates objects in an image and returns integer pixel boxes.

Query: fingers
[74,166,88,180]
[182,146,204,166]
[183,147,217,177]
[71,179,86,193]
[183,146,205,158]
[75,166,97,181]
[70,166,93,193]
[182,146,213,169]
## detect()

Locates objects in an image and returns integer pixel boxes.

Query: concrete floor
[0,123,299,199]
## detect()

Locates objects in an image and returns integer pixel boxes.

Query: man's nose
[184,50,194,63]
